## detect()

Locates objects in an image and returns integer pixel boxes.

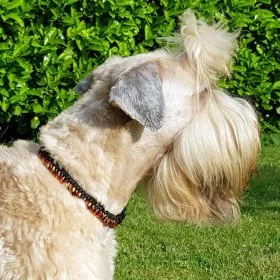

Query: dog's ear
[144,90,260,224]
[109,62,164,131]
[74,73,93,95]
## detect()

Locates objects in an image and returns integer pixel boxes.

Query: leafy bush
[0,0,279,141]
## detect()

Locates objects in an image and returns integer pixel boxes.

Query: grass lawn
[115,142,280,280]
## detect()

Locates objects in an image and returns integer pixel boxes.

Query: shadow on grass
[242,165,280,215]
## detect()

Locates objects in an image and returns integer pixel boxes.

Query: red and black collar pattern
[38,147,126,229]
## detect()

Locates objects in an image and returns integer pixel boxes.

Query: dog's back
[0,141,116,280]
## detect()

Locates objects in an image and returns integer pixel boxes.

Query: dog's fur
[0,11,259,279]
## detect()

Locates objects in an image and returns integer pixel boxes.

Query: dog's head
[65,11,260,224]
[74,57,165,131]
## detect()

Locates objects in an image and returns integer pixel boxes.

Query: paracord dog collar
[38,147,126,228]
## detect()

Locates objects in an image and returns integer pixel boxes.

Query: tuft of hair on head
[175,10,238,89]
[144,90,260,224]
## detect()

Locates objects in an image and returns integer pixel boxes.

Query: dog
[0,10,259,280]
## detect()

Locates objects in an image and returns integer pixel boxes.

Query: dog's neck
[39,103,165,215]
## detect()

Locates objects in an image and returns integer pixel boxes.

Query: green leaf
[4,0,24,10]
[262,104,273,110]
[144,24,153,40]
[0,85,9,95]
[63,0,79,4]
[1,13,24,27]
[272,81,280,90]
[14,105,22,116]
[57,47,74,62]
[0,43,9,51]
[44,28,58,45]
[31,116,40,129]
[67,27,77,39]
[33,104,44,113]
[257,0,271,3]
[89,38,104,46]
[75,39,84,51]
[161,0,168,7]
[1,102,9,112]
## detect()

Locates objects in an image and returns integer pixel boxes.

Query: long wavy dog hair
[144,11,260,223]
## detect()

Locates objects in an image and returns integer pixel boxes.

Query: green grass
[115,143,280,280]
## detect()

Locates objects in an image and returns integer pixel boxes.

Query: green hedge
[0,0,279,141]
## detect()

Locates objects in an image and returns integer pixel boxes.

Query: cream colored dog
[0,11,259,280]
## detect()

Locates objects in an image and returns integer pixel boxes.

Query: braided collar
[38,147,126,228]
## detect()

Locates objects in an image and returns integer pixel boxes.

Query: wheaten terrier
[0,10,259,280]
